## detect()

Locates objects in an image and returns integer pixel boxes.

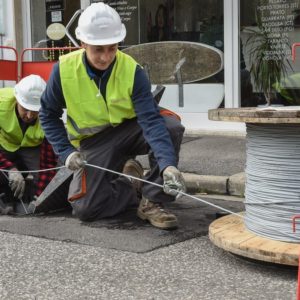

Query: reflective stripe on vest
[0,88,44,152]
[59,49,137,145]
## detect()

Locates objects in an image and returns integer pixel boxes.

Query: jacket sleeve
[0,149,15,170]
[131,66,177,172]
[35,138,58,196]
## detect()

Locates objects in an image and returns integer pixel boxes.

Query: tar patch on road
[0,197,244,253]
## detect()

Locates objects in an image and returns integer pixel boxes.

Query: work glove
[8,168,26,199]
[162,166,186,199]
[65,151,86,171]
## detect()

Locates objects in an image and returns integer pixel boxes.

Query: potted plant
[245,12,292,106]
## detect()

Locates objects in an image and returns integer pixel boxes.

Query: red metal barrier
[0,46,18,81]
[292,43,300,62]
[20,47,80,81]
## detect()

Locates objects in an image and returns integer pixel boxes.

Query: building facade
[1,0,299,134]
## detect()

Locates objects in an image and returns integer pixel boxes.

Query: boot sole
[137,210,178,229]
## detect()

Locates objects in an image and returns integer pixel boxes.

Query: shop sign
[45,0,65,12]
[51,11,62,22]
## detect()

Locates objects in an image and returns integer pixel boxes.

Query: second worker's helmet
[75,3,126,45]
[14,74,46,112]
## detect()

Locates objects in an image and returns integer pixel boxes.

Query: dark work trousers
[0,146,40,201]
[69,116,185,221]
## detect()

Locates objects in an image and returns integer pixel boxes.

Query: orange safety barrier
[0,46,18,82]
[20,47,80,81]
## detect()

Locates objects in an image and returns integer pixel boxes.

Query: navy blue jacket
[39,52,176,172]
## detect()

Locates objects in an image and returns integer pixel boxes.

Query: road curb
[183,172,245,197]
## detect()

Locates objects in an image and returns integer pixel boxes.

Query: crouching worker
[40,3,186,229]
[0,75,57,214]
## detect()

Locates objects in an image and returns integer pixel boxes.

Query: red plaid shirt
[0,139,57,196]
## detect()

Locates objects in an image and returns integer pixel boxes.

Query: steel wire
[0,164,242,218]
[245,123,300,242]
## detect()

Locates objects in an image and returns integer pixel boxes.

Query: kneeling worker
[0,75,57,213]
[40,3,186,229]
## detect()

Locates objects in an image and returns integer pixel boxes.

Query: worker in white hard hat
[40,3,185,229]
[0,75,57,214]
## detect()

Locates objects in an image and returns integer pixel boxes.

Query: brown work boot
[122,159,144,198]
[137,197,178,229]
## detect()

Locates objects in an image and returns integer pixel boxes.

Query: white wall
[224,0,240,108]
[0,1,16,86]
[1,1,15,51]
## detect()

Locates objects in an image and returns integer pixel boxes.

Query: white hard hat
[75,2,126,45]
[14,75,46,112]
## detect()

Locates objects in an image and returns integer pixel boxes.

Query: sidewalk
[138,134,247,197]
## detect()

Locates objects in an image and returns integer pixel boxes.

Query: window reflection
[147,4,171,42]
[105,0,224,44]
[240,0,299,107]
[139,0,224,86]
[140,0,223,47]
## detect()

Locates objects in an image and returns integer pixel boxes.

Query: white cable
[0,166,65,174]
[245,123,300,242]
[1,164,242,218]
[84,163,243,218]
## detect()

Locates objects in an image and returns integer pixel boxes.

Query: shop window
[140,0,223,48]
[240,0,300,107]
[99,0,223,46]
[102,0,224,86]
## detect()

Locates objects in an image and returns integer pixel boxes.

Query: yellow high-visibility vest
[0,88,44,152]
[59,49,137,145]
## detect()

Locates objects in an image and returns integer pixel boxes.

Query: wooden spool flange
[208,107,300,266]
[209,214,300,266]
[209,107,300,123]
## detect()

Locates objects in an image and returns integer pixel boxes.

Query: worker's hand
[65,151,86,171]
[162,166,186,199]
[8,168,25,199]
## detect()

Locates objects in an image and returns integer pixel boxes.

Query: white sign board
[51,11,62,23]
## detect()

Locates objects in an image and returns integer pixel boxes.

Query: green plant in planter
[245,12,292,106]
[273,73,300,105]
